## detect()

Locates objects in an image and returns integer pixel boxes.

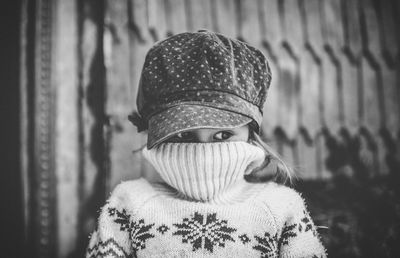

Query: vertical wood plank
[129,0,151,42]
[297,135,319,179]
[360,56,382,134]
[32,0,58,256]
[238,0,262,45]
[316,133,333,179]
[340,56,360,134]
[148,0,168,40]
[342,0,362,61]
[379,0,399,66]
[322,54,341,133]
[261,56,280,136]
[165,0,187,35]
[213,0,237,38]
[259,0,283,54]
[382,67,399,136]
[186,0,213,31]
[54,0,79,256]
[281,140,298,178]
[79,1,107,255]
[302,0,323,56]
[104,0,143,191]
[361,0,382,59]
[321,0,344,55]
[299,50,321,139]
[280,0,304,57]
[277,46,299,140]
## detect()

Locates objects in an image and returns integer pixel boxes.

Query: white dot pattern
[148,105,251,149]
[136,30,272,148]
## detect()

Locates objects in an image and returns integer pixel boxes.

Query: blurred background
[1,0,399,257]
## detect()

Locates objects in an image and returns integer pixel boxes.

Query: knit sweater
[87,142,327,258]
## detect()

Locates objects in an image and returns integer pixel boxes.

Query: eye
[168,131,195,142]
[214,131,233,141]
[176,132,192,139]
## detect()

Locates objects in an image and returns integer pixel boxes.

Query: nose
[195,130,214,143]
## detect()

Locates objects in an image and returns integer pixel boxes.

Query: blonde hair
[246,130,294,185]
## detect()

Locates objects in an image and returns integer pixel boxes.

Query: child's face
[165,124,250,143]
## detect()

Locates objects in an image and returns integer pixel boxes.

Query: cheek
[231,131,250,142]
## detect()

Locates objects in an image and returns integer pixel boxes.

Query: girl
[87,30,326,258]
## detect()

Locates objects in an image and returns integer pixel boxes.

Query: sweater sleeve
[277,190,327,258]
[86,183,134,258]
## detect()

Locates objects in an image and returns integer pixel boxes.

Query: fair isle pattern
[172,212,236,252]
[86,238,128,258]
[90,207,323,257]
[108,207,155,252]
[86,178,327,257]
[253,232,279,258]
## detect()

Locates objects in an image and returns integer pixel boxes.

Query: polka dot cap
[147,105,251,148]
[131,30,272,149]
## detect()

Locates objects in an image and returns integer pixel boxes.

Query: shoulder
[256,182,308,225]
[106,178,159,211]
[257,182,304,205]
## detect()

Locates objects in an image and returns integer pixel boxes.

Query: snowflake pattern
[87,238,128,258]
[157,224,170,234]
[108,208,131,231]
[108,207,155,252]
[278,223,297,247]
[253,232,279,258]
[172,212,237,252]
[238,234,251,244]
[104,208,323,257]
[300,210,317,236]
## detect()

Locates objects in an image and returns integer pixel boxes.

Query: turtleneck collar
[142,141,265,203]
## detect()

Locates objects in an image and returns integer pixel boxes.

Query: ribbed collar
[142,141,265,203]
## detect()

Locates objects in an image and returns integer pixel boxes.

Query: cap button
[197,29,209,33]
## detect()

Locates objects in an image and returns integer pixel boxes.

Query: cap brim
[147,105,252,149]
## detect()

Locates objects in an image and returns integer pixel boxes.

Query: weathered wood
[165,0,187,35]
[299,49,321,139]
[126,31,157,185]
[104,0,144,191]
[79,1,108,254]
[340,55,360,134]
[379,0,399,66]
[54,1,79,257]
[280,140,298,178]
[213,0,237,38]
[33,0,57,257]
[148,0,167,40]
[105,0,132,115]
[259,0,282,54]
[302,0,323,56]
[238,0,262,45]
[377,134,390,175]
[129,0,151,42]
[276,46,299,140]
[321,53,341,133]
[382,66,399,136]
[261,56,280,136]
[316,133,332,179]
[360,56,382,134]
[358,133,379,178]
[186,0,213,31]
[280,0,304,57]
[321,0,344,55]
[361,0,382,59]
[297,135,319,179]
[342,0,362,61]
